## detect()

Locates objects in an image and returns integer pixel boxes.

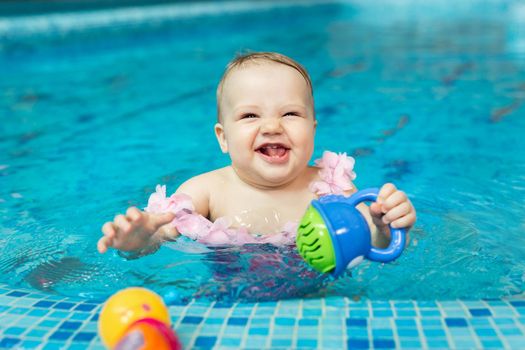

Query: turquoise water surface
[1,0,524,303]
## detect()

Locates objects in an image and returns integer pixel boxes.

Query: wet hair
[216,51,313,122]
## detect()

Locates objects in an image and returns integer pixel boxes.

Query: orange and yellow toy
[98,287,182,350]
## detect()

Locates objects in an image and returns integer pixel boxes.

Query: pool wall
[1,282,524,349]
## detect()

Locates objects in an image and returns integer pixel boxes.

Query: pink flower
[309,151,356,196]
[145,185,194,214]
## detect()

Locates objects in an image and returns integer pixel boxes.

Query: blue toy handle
[347,188,406,263]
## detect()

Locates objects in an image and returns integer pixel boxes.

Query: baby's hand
[97,207,175,254]
[369,183,416,232]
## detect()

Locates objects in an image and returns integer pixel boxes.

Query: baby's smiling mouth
[256,143,290,158]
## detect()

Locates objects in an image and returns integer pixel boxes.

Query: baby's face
[215,62,316,188]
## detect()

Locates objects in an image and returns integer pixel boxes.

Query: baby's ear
[214,123,228,153]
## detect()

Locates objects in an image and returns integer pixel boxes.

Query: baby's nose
[260,117,283,134]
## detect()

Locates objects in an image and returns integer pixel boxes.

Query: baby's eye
[284,111,300,117]
[241,113,258,119]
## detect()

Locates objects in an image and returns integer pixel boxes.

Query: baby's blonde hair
[216,51,314,122]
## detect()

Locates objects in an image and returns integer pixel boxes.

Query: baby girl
[97,52,416,256]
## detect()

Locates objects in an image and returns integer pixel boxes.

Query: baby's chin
[252,168,304,188]
[232,165,298,189]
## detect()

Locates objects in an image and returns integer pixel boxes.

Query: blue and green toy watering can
[296,188,406,277]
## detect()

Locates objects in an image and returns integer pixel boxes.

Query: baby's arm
[97,174,212,256]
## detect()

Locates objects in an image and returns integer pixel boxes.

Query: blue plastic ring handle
[346,188,406,263]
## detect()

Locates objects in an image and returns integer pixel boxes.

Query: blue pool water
[1,0,525,310]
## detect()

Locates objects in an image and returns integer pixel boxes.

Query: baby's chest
[209,190,315,233]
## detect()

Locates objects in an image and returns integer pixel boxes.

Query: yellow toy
[98,287,181,349]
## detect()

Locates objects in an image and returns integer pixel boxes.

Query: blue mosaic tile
[26,329,49,338]
[73,332,96,342]
[7,307,29,315]
[427,339,450,348]
[275,317,295,326]
[3,326,25,336]
[227,317,248,326]
[182,316,203,324]
[419,309,442,317]
[398,328,419,337]
[0,337,21,348]
[510,301,525,308]
[74,304,97,312]
[347,338,370,349]
[374,309,394,317]
[373,329,394,338]
[445,318,469,327]
[480,339,504,348]
[223,325,245,336]
[346,327,368,338]
[394,302,414,309]
[374,338,396,349]
[395,319,417,327]
[322,338,344,348]
[470,308,493,317]
[271,338,292,347]
[298,318,318,326]
[272,326,294,336]
[21,340,41,348]
[69,312,90,321]
[38,320,59,328]
[302,308,322,317]
[399,339,422,348]
[397,309,417,317]
[204,317,223,325]
[475,328,498,337]
[471,318,492,326]
[59,321,82,331]
[500,328,522,336]
[220,337,241,346]
[248,327,269,335]
[297,338,317,347]
[245,336,267,348]
[346,318,367,327]
[6,291,29,298]
[349,309,370,317]
[49,331,73,341]
[250,317,270,325]
[42,342,66,350]
[33,300,55,308]
[28,308,49,317]
[53,302,76,310]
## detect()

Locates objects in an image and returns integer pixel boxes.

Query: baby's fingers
[382,202,411,225]
[152,212,176,227]
[369,202,383,218]
[390,211,416,229]
[101,222,117,239]
[377,183,397,212]
[382,190,407,212]
[114,214,132,235]
[126,207,143,223]
[97,236,113,253]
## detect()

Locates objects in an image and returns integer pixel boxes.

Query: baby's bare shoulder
[175,167,231,217]
[176,167,230,193]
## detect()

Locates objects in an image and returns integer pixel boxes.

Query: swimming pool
[1,0,525,348]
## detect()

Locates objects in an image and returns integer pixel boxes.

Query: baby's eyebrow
[233,105,261,113]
